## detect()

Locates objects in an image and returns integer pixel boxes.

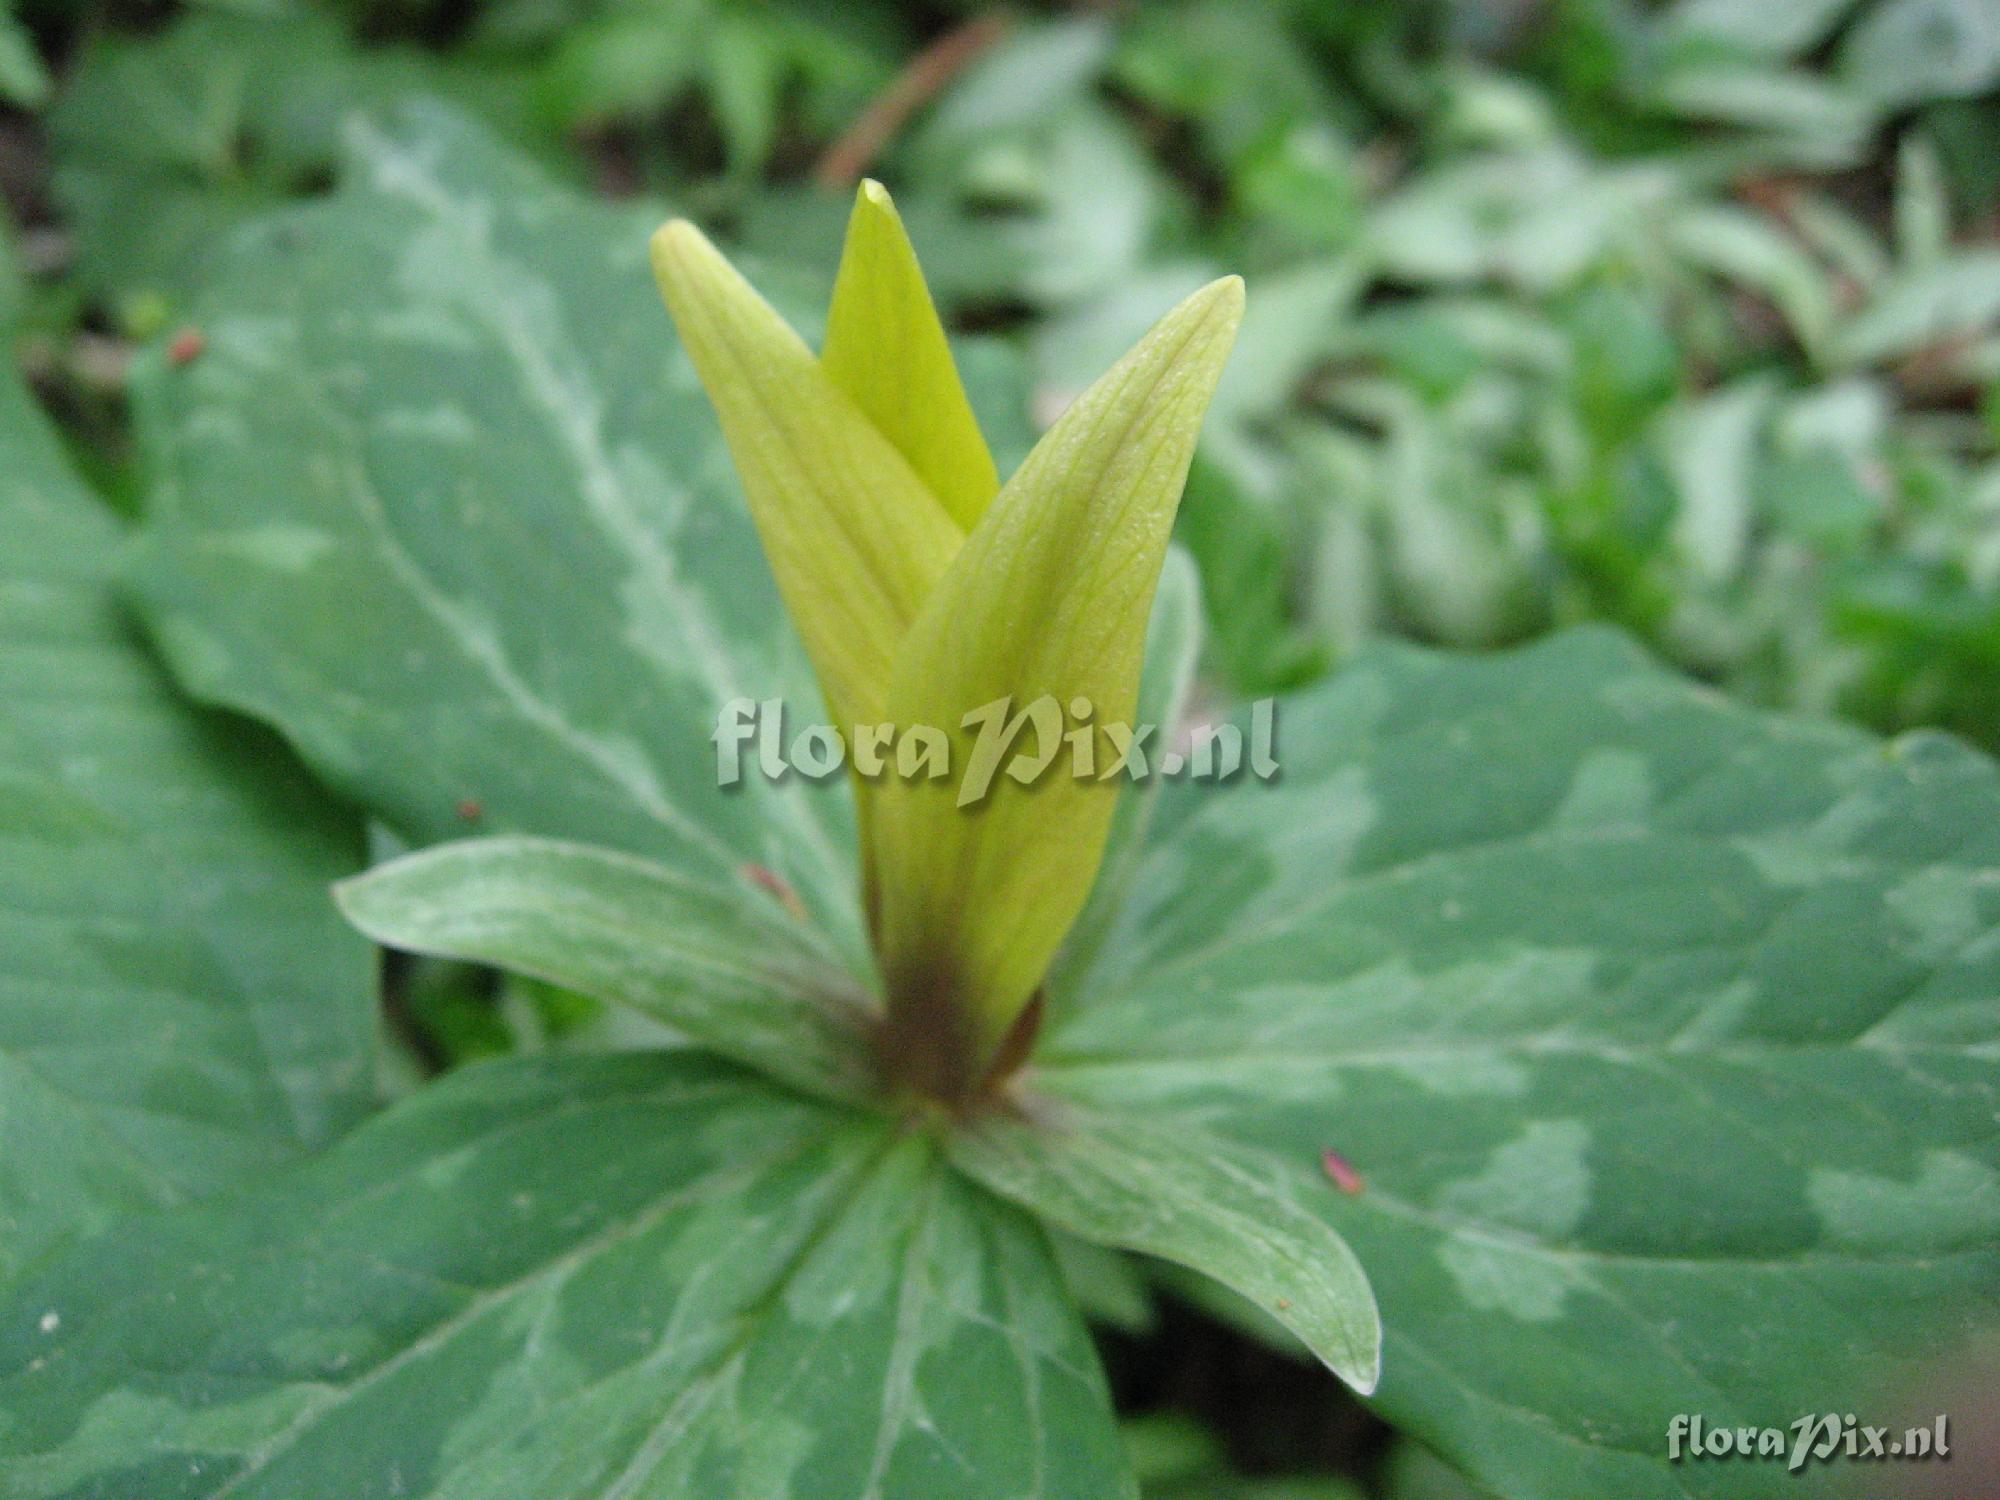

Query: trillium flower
[652,183,1242,1103]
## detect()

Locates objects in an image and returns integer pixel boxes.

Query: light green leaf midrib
[205,1094,889,1498]
[292,122,858,924]
[172,343,871,978]
[363,138,753,724]
[275,359,751,880]
[564,1129,917,1500]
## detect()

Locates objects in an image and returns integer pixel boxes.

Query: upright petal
[651,220,962,729]
[821,181,1000,531]
[871,277,1245,1090]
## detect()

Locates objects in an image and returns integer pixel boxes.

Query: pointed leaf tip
[949,1107,1381,1397]
[871,275,1245,1064]
[649,216,961,729]
[822,179,999,531]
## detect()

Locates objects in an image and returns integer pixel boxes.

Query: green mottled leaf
[123,116,1361,1456]
[951,1098,1379,1392]
[0,362,374,1280]
[115,94,2000,1500]
[1046,629,2000,1499]
[335,836,875,1102]
[0,1052,1133,1500]
[126,103,867,962]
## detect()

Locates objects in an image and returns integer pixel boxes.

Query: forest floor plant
[0,107,1995,1500]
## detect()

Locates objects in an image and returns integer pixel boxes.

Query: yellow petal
[650,219,962,730]
[821,181,999,531]
[871,277,1245,1083]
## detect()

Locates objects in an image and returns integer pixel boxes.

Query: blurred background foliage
[4,0,1997,747]
[2,2,1996,1491]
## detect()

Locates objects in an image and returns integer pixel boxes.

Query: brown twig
[813,14,1012,190]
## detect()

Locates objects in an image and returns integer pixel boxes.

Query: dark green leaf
[0,1052,1133,1499]
[1048,629,2000,1499]
[126,103,868,965]
[0,364,374,1280]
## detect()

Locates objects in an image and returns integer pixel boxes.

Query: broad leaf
[0,363,374,1280]
[1046,628,2000,1499]
[119,115,1360,1425]
[118,101,2000,1500]
[336,836,875,1102]
[126,104,867,960]
[0,1052,1133,1500]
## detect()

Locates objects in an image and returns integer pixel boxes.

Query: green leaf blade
[1053,628,2000,1499]
[0,363,375,1280]
[0,1053,1135,1500]
[124,105,866,961]
[334,836,876,1103]
[951,1099,1381,1394]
